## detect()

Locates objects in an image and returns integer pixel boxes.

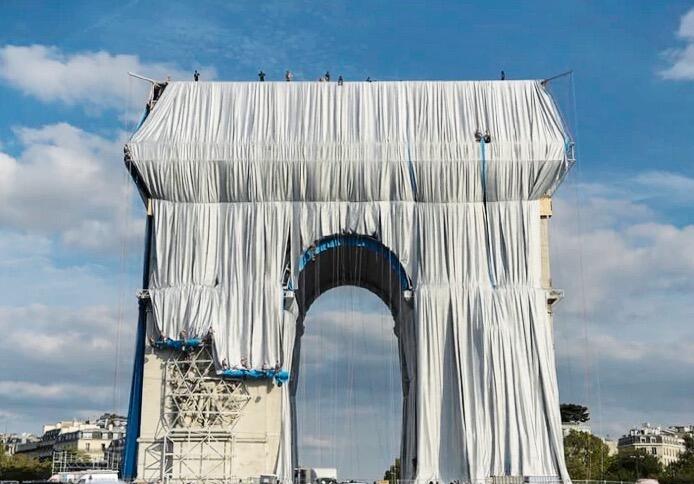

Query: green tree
[563,429,612,480]
[0,445,52,481]
[661,435,694,484]
[383,457,400,484]
[560,403,590,424]
[64,447,92,463]
[606,449,663,482]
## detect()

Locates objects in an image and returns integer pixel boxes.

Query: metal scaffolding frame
[158,344,251,483]
[52,449,119,475]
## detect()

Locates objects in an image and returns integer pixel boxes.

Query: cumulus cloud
[0,230,138,312]
[632,170,694,203]
[296,289,402,476]
[0,123,143,252]
[551,172,694,437]
[0,45,213,118]
[301,435,337,451]
[0,381,113,404]
[0,302,136,431]
[301,304,397,369]
[552,174,694,318]
[660,8,694,80]
[0,220,142,433]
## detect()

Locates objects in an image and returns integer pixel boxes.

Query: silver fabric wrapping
[127,80,572,483]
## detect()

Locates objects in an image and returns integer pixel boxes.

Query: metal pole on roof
[127,72,158,84]
[541,70,573,86]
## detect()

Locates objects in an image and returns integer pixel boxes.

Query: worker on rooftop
[193,70,200,82]
[338,75,344,86]
[285,70,293,82]
[324,71,330,81]
[258,70,266,82]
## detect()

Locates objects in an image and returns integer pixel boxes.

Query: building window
[102,443,106,451]
[86,443,90,451]
[652,447,657,455]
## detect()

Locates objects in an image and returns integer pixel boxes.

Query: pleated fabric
[127,80,572,483]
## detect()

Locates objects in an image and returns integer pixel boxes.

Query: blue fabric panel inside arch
[298,234,411,289]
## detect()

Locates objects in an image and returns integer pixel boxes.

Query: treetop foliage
[560,402,590,423]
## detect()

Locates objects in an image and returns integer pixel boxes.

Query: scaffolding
[51,449,119,475]
[158,344,251,483]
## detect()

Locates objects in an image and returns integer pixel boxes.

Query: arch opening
[288,234,415,480]
[295,287,402,480]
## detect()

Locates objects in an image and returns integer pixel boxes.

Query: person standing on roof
[324,71,330,81]
[258,70,266,81]
[338,75,344,86]
[285,70,293,82]
[194,70,200,81]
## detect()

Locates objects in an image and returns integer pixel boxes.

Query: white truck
[294,467,338,484]
[313,468,338,484]
[76,470,119,483]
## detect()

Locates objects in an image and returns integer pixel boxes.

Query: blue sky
[0,1,693,479]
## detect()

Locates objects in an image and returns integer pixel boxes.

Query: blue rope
[480,139,497,288]
[406,142,418,199]
[480,140,488,200]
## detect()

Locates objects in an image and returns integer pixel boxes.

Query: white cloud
[0,123,143,252]
[296,288,402,477]
[660,8,694,80]
[0,305,136,430]
[1,305,122,358]
[632,170,694,203]
[301,434,337,450]
[0,409,20,420]
[677,8,694,39]
[551,173,694,435]
[0,45,214,118]
[0,225,140,433]
[0,231,139,314]
[301,301,397,369]
[0,381,112,403]
[552,187,694,318]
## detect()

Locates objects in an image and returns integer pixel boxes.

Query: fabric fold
[127,80,572,483]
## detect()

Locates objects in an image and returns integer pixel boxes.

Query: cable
[573,72,605,479]
[112,75,137,414]
[479,138,498,288]
[565,71,605,479]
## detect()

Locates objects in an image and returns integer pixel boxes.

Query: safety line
[480,139,497,287]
